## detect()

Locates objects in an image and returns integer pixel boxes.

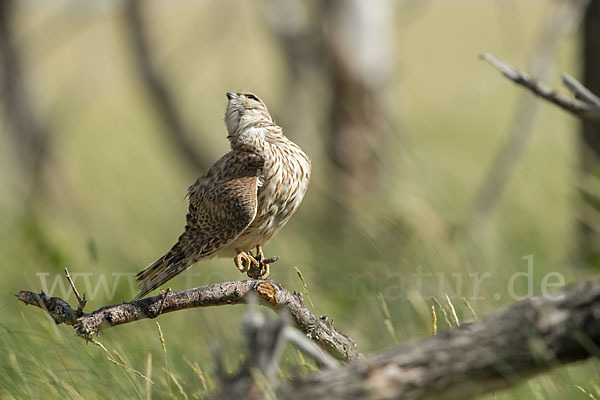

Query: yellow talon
[235,249,259,273]
[236,246,273,279]
[249,245,270,279]
[256,245,265,260]
[259,263,270,279]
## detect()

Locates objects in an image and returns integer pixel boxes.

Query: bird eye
[245,94,259,101]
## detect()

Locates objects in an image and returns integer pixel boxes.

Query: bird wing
[134,151,264,299]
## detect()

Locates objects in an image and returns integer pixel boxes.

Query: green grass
[1,0,599,398]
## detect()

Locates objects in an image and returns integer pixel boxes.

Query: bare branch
[17,279,362,362]
[282,326,340,370]
[269,277,600,400]
[215,300,340,399]
[481,53,600,121]
[465,0,589,238]
[563,73,600,107]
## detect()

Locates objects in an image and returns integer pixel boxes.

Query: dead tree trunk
[579,0,600,266]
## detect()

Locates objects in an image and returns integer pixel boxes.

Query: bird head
[224,91,274,137]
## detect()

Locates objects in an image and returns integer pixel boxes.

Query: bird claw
[235,251,259,273]
[234,246,279,279]
[247,262,270,280]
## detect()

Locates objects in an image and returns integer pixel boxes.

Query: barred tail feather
[133,240,193,300]
[133,257,167,300]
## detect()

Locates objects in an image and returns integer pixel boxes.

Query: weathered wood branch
[259,276,600,399]
[481,52,600,121]
[214,301,341,399]
[16,279,362,362]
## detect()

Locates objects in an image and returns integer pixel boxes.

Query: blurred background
[2,0,600,398]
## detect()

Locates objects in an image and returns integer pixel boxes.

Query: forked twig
[480,52,600,121]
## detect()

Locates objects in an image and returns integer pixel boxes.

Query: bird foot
[234,247,279,280]
[235,250,259,273]
[249,247,279,279]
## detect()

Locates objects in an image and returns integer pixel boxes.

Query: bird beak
[226,92,237,100]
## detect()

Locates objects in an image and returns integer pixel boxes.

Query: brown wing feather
[134,151,263,299]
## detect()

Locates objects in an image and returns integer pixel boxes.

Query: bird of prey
[134,91,311,299]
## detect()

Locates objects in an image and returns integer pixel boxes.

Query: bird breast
[231,139,311,251]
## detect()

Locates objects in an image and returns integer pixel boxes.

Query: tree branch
[18,273,600,398]
[464,0,589,238]
[268,276,600,399]
[481,52,600,121]
[16,279,362,362]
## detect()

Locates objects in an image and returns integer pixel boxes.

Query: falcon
[134,91,311,299]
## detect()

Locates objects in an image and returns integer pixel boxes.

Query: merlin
[134,91,311,299]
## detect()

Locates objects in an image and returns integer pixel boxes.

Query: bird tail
[133,240,191,300]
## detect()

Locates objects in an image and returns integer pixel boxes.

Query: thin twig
[263,256,280,264]
[64,267,86,312]
[466,0,590,237]
[480,53,600,120]
[562,73,600,107]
